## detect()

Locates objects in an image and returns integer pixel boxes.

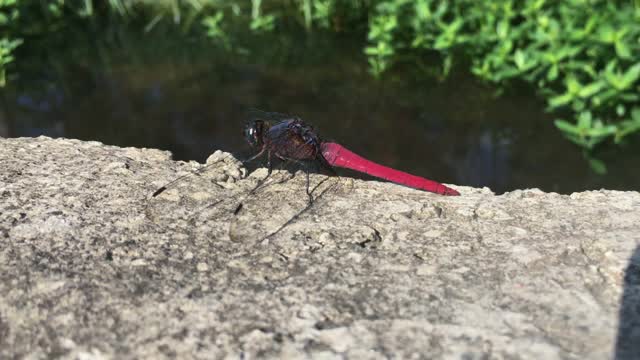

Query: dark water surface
[1,29,638,194]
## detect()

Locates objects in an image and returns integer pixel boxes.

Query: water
[1,28,638,194]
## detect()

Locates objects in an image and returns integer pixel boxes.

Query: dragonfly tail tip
[446,188,461,196]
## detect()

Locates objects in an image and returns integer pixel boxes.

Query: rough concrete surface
[0,136,639,359]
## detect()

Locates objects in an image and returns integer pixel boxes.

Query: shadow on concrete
[615,245,640,359]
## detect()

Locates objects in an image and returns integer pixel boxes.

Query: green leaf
[549,93,573,108]
[364,46,379,55]
[496,20,509,39]
[620,93,639,102]
[588,157,607,175]
[632,107,640,121]
[578,81,604,98]
[621,63,640,88]
[586,125,616,137]
[547,64,558,80]
[554,119,579,134]
[577,111,592,129]
[615,41,632,59]
[597,25,615,43]
[513,50,524,67]
[572,99,585,112]
[614,109,640,143]
[566,77,582,94]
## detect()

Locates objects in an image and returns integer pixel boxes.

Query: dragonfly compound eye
[244,120,265,148]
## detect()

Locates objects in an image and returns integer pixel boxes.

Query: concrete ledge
[1,136,639,359]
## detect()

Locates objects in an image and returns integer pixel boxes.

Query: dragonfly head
[243,119,266,148]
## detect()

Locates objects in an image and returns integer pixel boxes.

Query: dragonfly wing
[246,108,298,123]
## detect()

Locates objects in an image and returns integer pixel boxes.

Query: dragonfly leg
[152,152,238,198]
[305,160,330,205]
[234,153,296,216]
[233,147,269,196]
[253,172,336,245]
[247,151,274,196]
[305,170,312,206]
[274,154,315,205]
[242,147,266,165]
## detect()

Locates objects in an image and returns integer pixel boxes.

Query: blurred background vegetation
[2,0,639,151]
[0,0,639,191]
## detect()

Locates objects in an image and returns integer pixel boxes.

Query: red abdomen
[320,142,459,196]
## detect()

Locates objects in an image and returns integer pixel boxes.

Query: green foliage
[1,0,638,151]
[0,0,21,87]
[364,0,640,150]
[0,37,21,86]
[202,10,228,47]
[0,0,18,22]
[365,4,399,77]
[249,0,275,32]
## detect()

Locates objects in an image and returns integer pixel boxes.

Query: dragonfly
[239,113,460,196]
[150,111,459,241]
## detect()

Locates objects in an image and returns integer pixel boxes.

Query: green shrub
[365,0,640,150]
[0,0,21,87]
[2,0,638,151]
